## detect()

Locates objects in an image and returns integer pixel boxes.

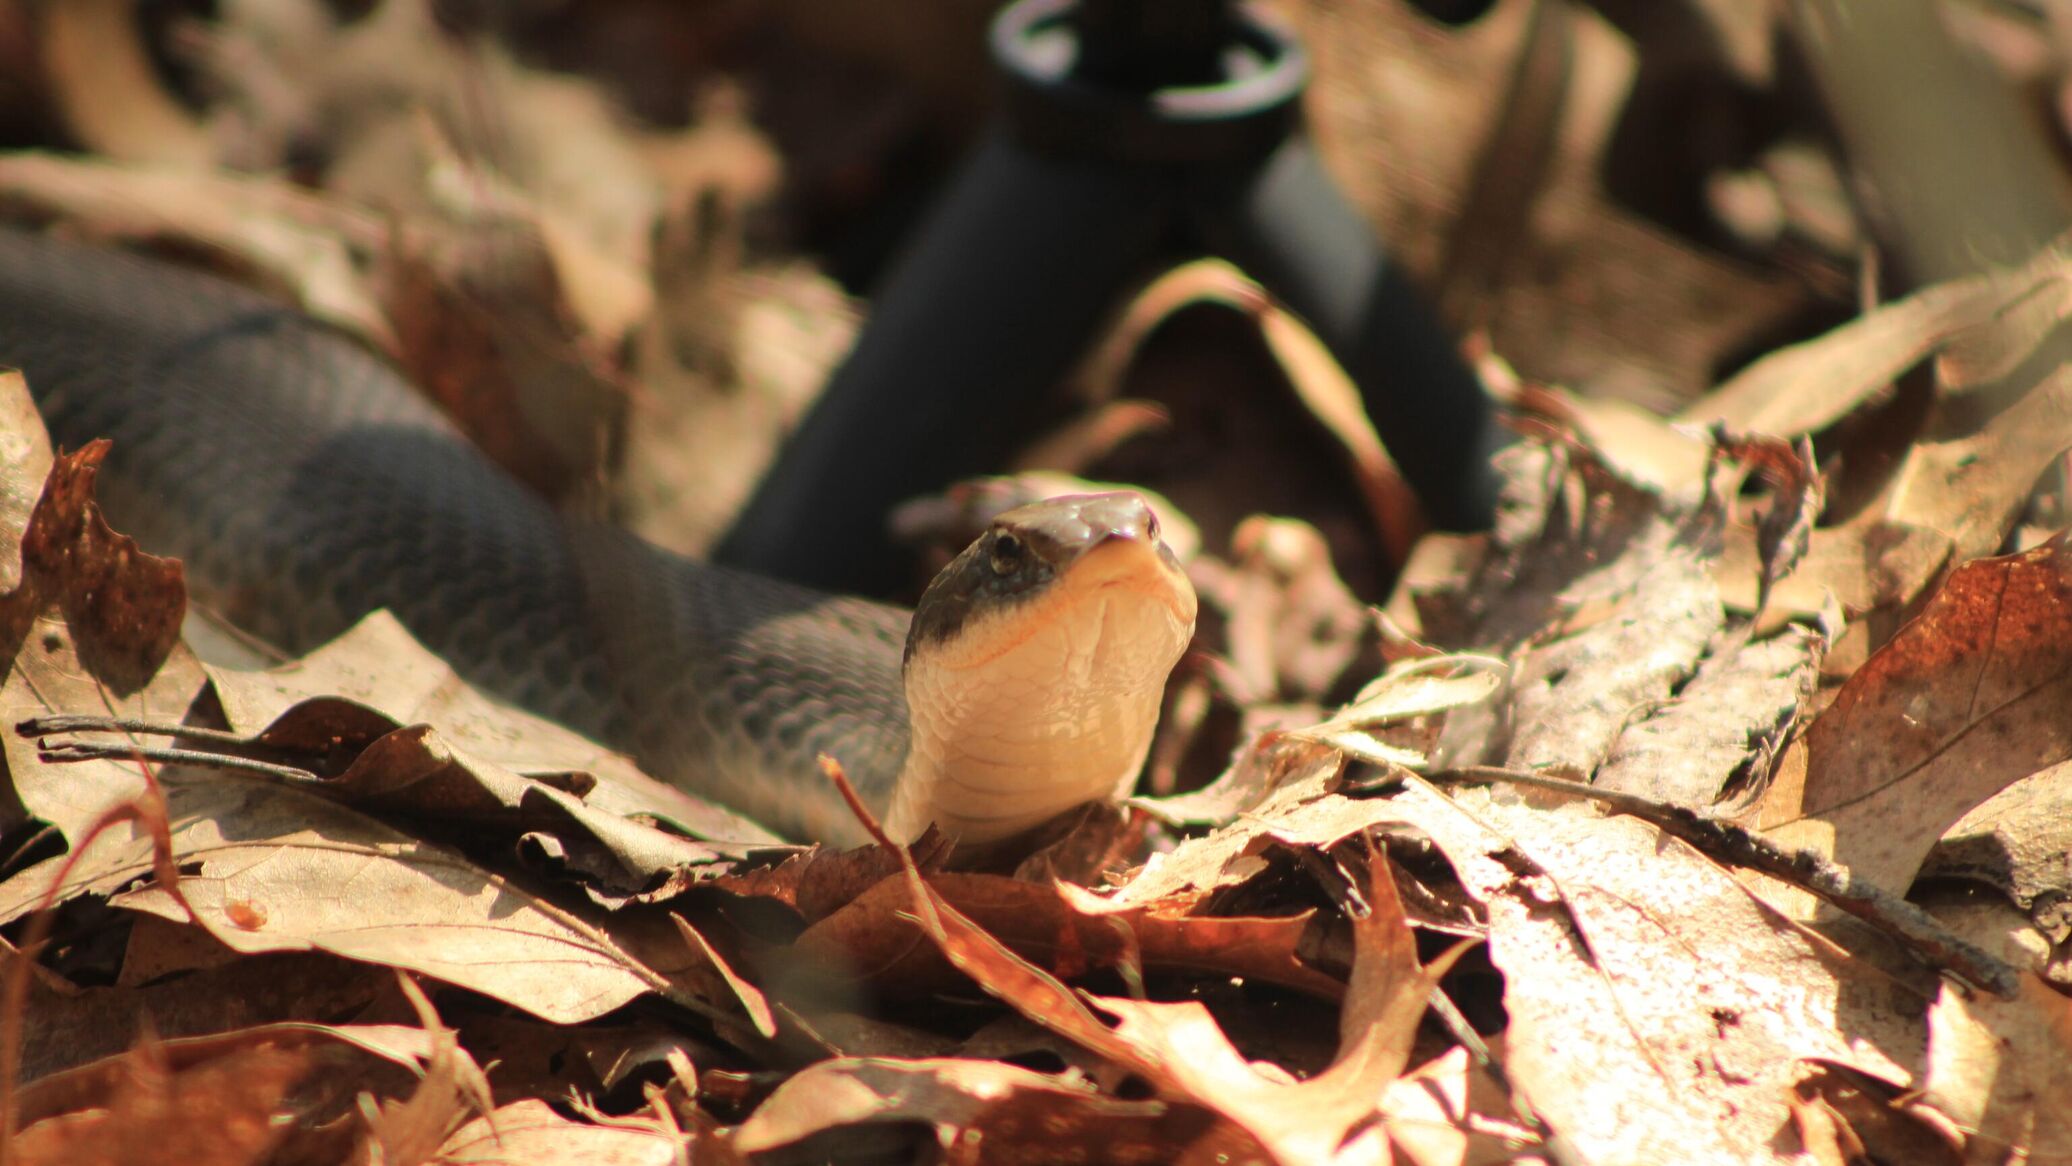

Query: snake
[0,226,1197,848]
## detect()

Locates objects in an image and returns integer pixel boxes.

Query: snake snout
[886,490,1197,846]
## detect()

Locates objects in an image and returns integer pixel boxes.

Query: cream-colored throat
[884,582,1191,845]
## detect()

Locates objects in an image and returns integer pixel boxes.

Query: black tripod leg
[714,132,1172,594]
[1203,135,1507,532]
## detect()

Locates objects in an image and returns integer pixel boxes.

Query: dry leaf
[1071,259,1423,558]
[794,871,1343,1000]
[0,440,185,695]
[16,950,387,1085]
[1799,1062,1962,1166]
[0,766,664,1022]
[730,1058,1172,1159]
[674,914,776,1038]
[1084,854,1469,1166]
[1524,387,1710,501]
[11,1021,438,1138]
[1885,355,2072,561]
[1679,268,2022,437]
[1594,626,1822,807]
[1288,656,1504,770]
[204,610,780,845]
[1114,768,1404,910]
[1504,542,1722,779]
[1709,430,1824,619]
[1385,779,1917,1166]
[35,0,214,166]
[1923,759,2072,920]
[1759,536,2072,895]
[0,152,395,347]
[704,833,945,921]
[1921,975,2072,1164]
[360,975,495,1165]
[437,1099,688,1165]
[8,1032,308,1166]
[1711,516,1952,623]
[867,806,1463,1165]
[1377,1045,1541,1166]
[379,140,632,499]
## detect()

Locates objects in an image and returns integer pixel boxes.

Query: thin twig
[17,714,253,748]
[20,713,326,783]
[1426,766,2022,998]
[34,742,320,784]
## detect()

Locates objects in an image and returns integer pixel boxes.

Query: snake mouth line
[930,536,1193,672]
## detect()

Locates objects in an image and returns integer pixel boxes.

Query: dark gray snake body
[0,227,909,843]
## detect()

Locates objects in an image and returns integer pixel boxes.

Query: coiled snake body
[0,228,1196,847]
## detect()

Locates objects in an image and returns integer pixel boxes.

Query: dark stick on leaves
[1425,767,2023,999]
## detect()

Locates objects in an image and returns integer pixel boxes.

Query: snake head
[888,492,1197,846]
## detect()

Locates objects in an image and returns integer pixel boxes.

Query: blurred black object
[716,0,1508,594]
[1402,0,1502,26]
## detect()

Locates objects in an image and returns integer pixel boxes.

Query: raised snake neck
[0,226,922,845]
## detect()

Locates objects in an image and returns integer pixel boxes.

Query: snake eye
[989,532,1025,576]
[1146,512,1160,541]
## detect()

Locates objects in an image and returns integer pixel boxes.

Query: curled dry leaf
[1708,429,1824,620]
[1115,768,1405,910]
[0,439,184,696]
[674,914,776,1038]
[1288,655,1505,769]
[1072,258,1421,559]
[704,830,948,921]
[361,974,497,1166]
[0,389,209,859]
[793,871,1342,1001]
[1686,233,2072,565]
[1518,386,1710,502]
[1676,245,2065,438]
[34,0,214,167]
[1085,853,1471,1166]
[863,806,1467,1165]
[1923,758,2072,922]
[1919,974,2072,1165]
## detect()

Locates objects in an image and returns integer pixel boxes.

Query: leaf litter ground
[2,3,2072,1164]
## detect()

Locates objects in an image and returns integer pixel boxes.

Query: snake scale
[0,227,1195,847]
